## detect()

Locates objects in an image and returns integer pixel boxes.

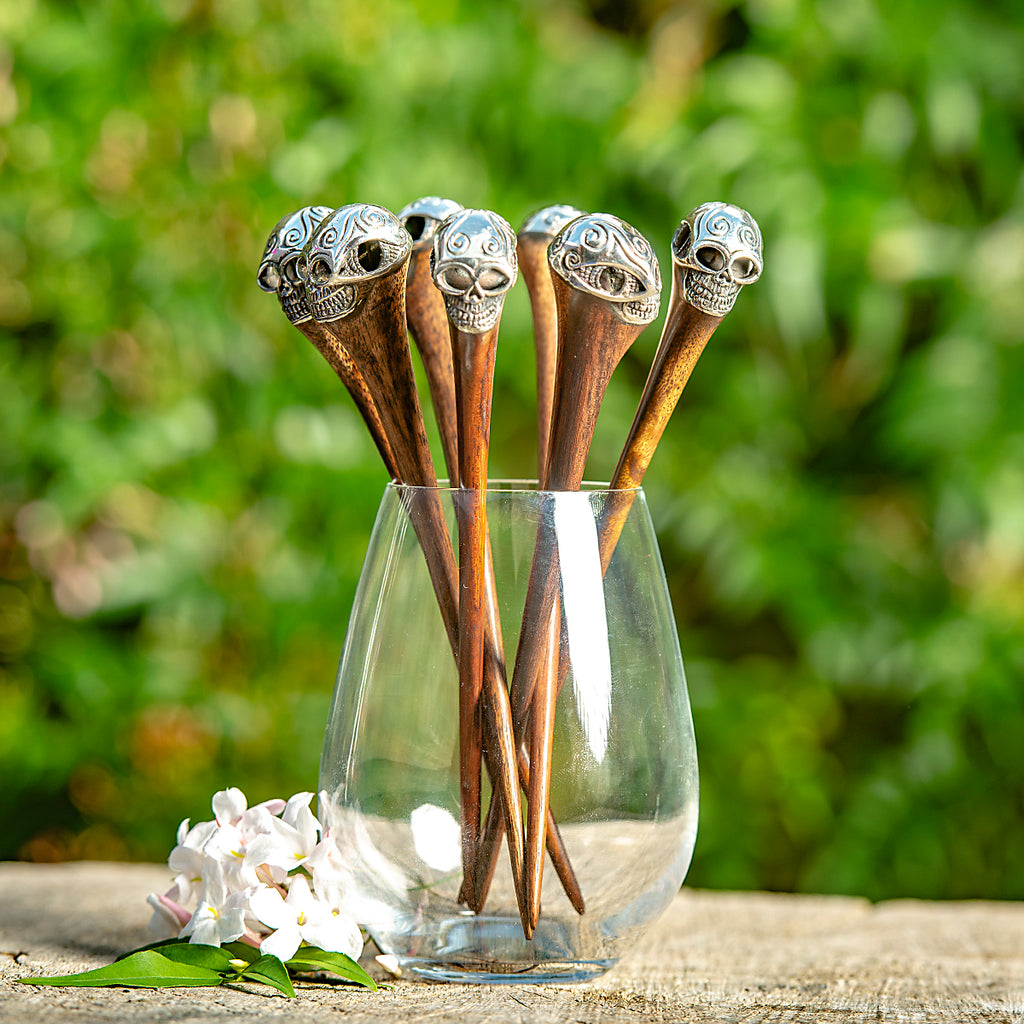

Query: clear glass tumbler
[319,481,698,983]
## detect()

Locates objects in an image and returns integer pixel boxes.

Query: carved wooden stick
[430,209,528,932]
[298,203,524,929]
[515,213,662,930]
[601,202,763,566]
[257,206,399,480]
[517,205,583,482]
[399,196,463,484]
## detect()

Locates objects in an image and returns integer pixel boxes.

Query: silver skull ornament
[298,204,412,323]
[256,205,333,324]
[398,196,464,252]
[519,203,584,238]
[430,209,518,334]
[673,202,762,317]
[547,212,661,326]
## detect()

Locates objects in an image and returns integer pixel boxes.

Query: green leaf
[152,942,236,972]
[286,945,377,990]
[114,937,188,961]
[18,949,225,989]
[222,941,261,965]
[239,954,295,998]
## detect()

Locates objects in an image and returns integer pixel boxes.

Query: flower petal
[249,885,292,931]
[260,924,302,962]
[300,913,364,960]
[213,787,247,826]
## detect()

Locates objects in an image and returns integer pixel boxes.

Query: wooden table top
[1,861,1021,1022]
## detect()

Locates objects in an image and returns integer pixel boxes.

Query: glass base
[385,916,615,984]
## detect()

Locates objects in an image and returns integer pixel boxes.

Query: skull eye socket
[308,256,333,285]
[282,260,302,286]
[598,266,627,294]
[478,268,509,292]
[439,265,475,292]
[257,263,281,292]
[357,240,383,272]
[731,257,758,281]
[672,221,691,255]
[696,246,726,272]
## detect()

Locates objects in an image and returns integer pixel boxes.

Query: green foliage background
[1,0,1022,901]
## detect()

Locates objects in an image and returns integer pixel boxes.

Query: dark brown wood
[449,320,526,929]
[317,262,462,651]
[611,301,720,490]
[296,320,400,481]
[549,292,725,748]
[407,218,529,918]
[517,233,559,483]
[406,246,460,484]
[318,260,524,925]
[517,276,650,930]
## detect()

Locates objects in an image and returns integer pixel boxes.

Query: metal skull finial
[547,212,661,326]
[257,206,333,325]
[398,196,464,253]
[430,209,518,334]
[519,204,584,238]
[673,202,762,317]
[298,204,412,323]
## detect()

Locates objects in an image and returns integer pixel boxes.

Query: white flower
[167,818,218,907]
[179,858,251,947]
[146,886,190,937]
[244,793,320,875]
[212,787,286,832]
[249,873,362,963]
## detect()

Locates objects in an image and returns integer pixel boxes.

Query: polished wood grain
[517,232,559,482]
[518,274,649,930]
[295,320,399,481]
[449,320,526,931]
[405,243,460,484]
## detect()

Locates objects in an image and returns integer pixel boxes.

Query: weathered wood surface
[1,862,1022,1023]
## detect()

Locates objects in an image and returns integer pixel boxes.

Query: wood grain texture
[297,319,399,481]
[517,232,559,483]
[405,247,460,483]
[450,322,526,927]
[517,277,648,929]
[4,863,1022,1023]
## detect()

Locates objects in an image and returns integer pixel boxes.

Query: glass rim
[385,478,643,495]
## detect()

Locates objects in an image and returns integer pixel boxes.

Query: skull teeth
[281,290,311,324]
[447,299,500,332]
[622,295,659,325]
[685,272,739,316]
[309,286,357,322]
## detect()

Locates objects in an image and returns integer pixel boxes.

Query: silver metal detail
[519,204,584,238]
[673,202,762,317]
[257,206,333,325]
[398,196,464,252]
[547,212,661,326]
[430,209,518,334]
[298,204,412,323]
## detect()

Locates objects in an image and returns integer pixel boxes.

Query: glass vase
[319,481,698,983]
